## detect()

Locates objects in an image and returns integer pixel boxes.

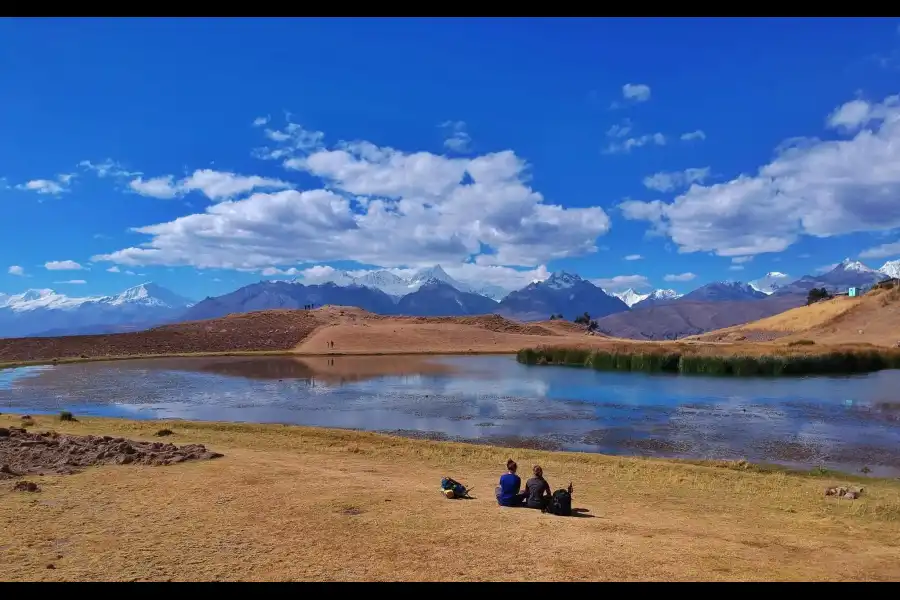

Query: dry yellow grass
[3,414,900,581]
[694,287,900,347]
[726,297,859,333]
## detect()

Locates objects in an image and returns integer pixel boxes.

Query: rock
[13,480,40,492]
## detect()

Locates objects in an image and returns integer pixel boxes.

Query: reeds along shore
[516,347,900,376]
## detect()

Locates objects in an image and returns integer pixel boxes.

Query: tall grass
[516,347,900,376]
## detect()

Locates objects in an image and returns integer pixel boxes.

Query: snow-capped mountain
[295,264,508,301]
[774,259,884,296]
[496,271,629,321]
[749,272,792,295]
[0,283,194,338]
[608,288,681,307]
[878,260,900,279]
[840,258,875,274]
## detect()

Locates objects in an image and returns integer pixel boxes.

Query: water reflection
[2,355,900,475]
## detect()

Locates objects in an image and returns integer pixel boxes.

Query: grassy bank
[516,346,900,376]
[2,413,900,581]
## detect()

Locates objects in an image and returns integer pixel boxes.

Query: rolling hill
[694,282,900,347]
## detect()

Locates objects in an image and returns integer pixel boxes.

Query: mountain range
[1,258,897,340]
[0,283,194,338]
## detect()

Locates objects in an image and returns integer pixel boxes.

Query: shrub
[516,346,899,377]
[59,411,76,422]
[787,339,815,346]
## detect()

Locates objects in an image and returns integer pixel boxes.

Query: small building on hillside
[849,287,859,297]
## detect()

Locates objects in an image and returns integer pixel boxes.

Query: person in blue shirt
[496,459,527,507]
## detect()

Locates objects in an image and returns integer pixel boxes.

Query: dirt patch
[0,309,325,364]
[0,427,223,478]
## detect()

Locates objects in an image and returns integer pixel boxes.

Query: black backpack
[543,489,572,516]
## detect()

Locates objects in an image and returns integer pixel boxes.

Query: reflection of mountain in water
[177,355,455,385]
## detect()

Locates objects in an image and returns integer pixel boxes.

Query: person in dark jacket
[496,459,526,507]
[525,465,553,510]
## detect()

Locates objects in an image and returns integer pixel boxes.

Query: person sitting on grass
[525,465,553,510]
[496,459,526,507]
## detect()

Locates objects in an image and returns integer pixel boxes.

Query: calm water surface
[2,355,900,476]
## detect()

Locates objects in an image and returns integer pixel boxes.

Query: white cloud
[605,132,666,154]
[15,171,74,196]
[663,272,696,282]
[79,159,139,179]
[620,95,900,258]
[592,274,651,291]
[8,265,25,276]
[441,121,472,153]
[124,270,137,276]
[94,125,611,274]
[606,120,632,139]
[253,115,270,127]
[624,254,643,261]
[815,263,839,274]
[622,83,651,102]
[54,279,86,285]
[642,167,711,192]
[254,121,325,161]
[680,130,706,142]
[129,175,180,199]
[44,260,84,271]
[128,169,289,201]
[859,240,900,259]
[106,266,121,273]
[731,256,754,264]
[728,265,744,271]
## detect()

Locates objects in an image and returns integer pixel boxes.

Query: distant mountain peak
[879,260,900,279]
[543,271,583,289]
[837,258,874,273]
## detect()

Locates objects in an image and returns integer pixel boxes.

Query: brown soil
[0,426,223,478]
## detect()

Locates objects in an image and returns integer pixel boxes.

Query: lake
[2,354,900,476]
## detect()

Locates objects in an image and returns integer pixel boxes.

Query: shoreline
[0,348,520,371]
[0,411,887,482]
[3,413,900,581]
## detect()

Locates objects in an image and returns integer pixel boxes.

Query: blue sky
[2,17,900,300]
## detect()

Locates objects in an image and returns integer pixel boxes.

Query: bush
[787,339,815,346]
[515,346,900,377]
[59,411,76,422]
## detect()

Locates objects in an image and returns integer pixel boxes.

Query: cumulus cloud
[252,115,270,127]
[44,260,84,271]
[731,256,753,264]
[624,254,643,261]
[680,130,706,142]
[642,167,711,192]
[441,121,472,153]
[663,272,696,282]
[54,279,86,285]
[859,240,900,259]
[93,124,613,275]
[622,83,651,102]
[591,274,651,291]
[728,265,744,271]
[8,265,25,276]
[128,169,290,201]
[106,266,121,273]
[619,95,900,258]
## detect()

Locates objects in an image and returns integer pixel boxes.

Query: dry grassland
[3,414,900,581]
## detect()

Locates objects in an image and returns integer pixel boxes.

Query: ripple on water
[3,355,900,475]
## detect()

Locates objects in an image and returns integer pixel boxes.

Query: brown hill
[593,295,805,341]
[694,285,900,347]
[0,305,602,365]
